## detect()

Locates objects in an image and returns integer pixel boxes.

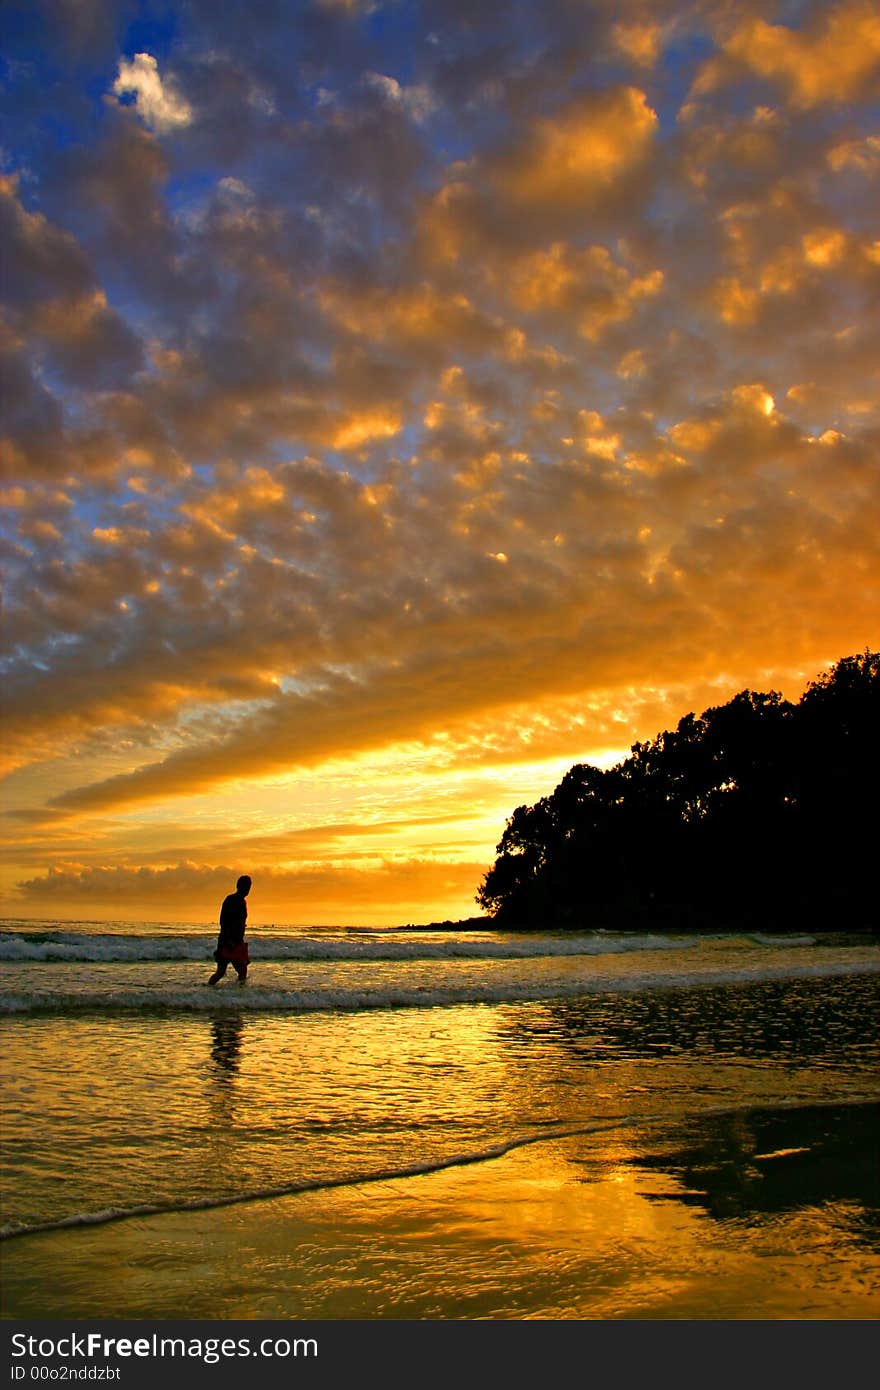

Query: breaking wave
[0,928,706,964]
[2,957,875,1016]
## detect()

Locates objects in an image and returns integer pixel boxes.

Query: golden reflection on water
[2,973,879,1318]
[2,981,878,1234]
[3,1121,878,1320]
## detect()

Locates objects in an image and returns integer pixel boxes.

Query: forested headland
[476,651,878,932]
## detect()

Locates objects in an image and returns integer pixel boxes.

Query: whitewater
[2,921,876,1016]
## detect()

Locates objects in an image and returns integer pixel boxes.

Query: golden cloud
[318,281,512,361]
[611,21,664,69]
[694,2,880,109]
[827,134,880,172]
[11,858,487,925]
[506,242,664,340]
[419,86,657,262]
[493,86,658,207]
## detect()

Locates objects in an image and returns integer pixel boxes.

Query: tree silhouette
[477,651,878,931]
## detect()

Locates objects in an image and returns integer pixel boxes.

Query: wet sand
[3,1102,878,1320]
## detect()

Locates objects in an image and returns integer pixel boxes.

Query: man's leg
[207,957,229,986]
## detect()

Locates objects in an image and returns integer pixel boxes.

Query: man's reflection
[210,1014,244,1074]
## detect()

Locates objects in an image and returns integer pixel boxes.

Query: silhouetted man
[207,875,252,985]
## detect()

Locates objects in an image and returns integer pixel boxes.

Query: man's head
[236,875,252,896]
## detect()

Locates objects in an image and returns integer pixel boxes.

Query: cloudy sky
[1,0,878,925]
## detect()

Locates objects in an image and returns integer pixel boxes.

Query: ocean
[1,919,878,1320]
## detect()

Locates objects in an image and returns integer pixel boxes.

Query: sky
[1,0,878,926]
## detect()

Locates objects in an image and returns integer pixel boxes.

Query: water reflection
[210,1014,244,1075]
[492,975,880,1252]
[631,1100,880,1237]
[207,1014,245,1129]
[502,975,880,1064]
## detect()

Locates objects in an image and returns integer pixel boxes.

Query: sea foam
[0,929,702,964]
[1,956,875,1016]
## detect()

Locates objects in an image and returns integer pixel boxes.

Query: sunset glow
[2,1,878,925]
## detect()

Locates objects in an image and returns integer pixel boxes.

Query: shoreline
[399,913,878,936]
[4,1097,878,1320]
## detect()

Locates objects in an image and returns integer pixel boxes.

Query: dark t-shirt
[218,892,247,945]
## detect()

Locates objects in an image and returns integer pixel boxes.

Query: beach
[1,922,879,1320]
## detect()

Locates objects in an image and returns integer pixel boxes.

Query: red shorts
[218,941,249,964]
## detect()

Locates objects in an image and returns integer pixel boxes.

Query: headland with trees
[471,650,878,933]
